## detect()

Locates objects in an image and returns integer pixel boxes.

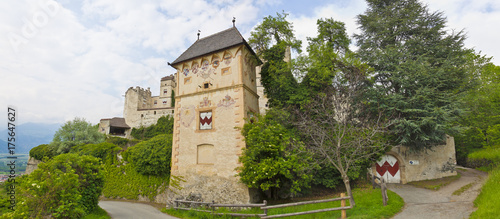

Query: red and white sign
[376,155,400,183]
[200,112,212,130]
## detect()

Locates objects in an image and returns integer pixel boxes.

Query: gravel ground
[388,167,488,219]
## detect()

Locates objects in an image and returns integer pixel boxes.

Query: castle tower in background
[167,27,262,204]
[122,76,176,132]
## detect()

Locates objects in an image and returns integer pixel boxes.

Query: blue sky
[1,0,499,126]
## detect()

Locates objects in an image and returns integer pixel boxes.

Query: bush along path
[388,167,487,219]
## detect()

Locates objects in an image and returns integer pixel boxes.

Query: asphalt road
[388,167,487,219]
[99,201,178,219]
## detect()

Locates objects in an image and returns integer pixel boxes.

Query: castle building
[167,26,262,204]
[99,75,176,138]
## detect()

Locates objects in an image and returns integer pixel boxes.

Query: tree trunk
[342,175,355,207]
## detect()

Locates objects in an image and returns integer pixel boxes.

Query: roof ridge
[197,27,241,41]
[170,27,247,66]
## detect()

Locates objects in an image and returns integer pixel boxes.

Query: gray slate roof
[170,27,259,66]
[109,117,130,129]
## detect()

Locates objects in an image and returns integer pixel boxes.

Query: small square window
[204,83,209,89]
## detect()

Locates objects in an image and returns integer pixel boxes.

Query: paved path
[99,201,178,219]
[389,167,487,219]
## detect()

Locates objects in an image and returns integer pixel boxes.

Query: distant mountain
[1,123,61,154]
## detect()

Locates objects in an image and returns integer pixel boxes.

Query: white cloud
[1,0,498,127]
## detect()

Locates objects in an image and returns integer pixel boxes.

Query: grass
[407,171,461,190]
[82,206,111,219]
[452,182,475,196]
[163,187,404,219]
[470,167,500,218]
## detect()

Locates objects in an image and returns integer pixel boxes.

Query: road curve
[389,167,487,219]
[99,201,178,219]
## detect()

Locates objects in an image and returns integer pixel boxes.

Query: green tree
[355,0,475,150]
[249,12,301,109]
[5,154,104,218]
[249,11,301,56]
[125,134,173,176]
[295,57,390,206]
[292,18,356,106]
[237,109,314,199]
[29,144,54,160]
[50,117,105,154]
[455,62,500,164]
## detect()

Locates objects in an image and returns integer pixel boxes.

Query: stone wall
[123,85,175,131]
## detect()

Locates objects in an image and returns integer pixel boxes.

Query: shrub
[4,154,104,218]
[467,147,500,169]
[237,110,315,199]
[131,115,174,140]
[125,134,173,176]
[105,136,130,148]
[29,144,54,161]
[72,142,122,163]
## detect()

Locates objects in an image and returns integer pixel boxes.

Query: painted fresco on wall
[180,105,195,127]
[191,63,199,75]
[217,95,236,108]
[199,97,211,108]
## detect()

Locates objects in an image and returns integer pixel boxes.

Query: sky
[1,0,499,126]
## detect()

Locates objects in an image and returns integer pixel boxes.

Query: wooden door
[376,155,400,183]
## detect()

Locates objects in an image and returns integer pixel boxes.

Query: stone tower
[168,27,261,204]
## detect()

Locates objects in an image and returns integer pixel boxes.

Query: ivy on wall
[102,161,169,201]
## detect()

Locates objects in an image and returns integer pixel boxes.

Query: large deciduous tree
[237,109,314,200]
[295,52,390,207]
[355,0,474,150]
[50,117,105,154]
[249,12,301,109]
[455,61,500,164]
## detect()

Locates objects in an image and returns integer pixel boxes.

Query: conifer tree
[355,0,474,150]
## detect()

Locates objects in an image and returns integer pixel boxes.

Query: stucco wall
[375,135,457,184]
[169,45,259,204]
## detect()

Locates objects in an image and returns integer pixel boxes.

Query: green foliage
[249,12,302,109]
[237,109,314,199]
[455,62,500,165]
[4,154,104,218]
[29,144,54,160]
[50,117,105,154]
[467,147,500,169]
[171,90,175,107]
[82,206,110,219]
[165,188,404,219]
[249,11,302,56]
[259,43,299,108]
[312,162,367,189]
[455,127,486,165]
[355,0,476,150]
[105,136,130,148]
[470,167,500,218]
[125,134,173,176]
[72,142,122,163]
[102,160,169,201]
[131,115,174,140]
